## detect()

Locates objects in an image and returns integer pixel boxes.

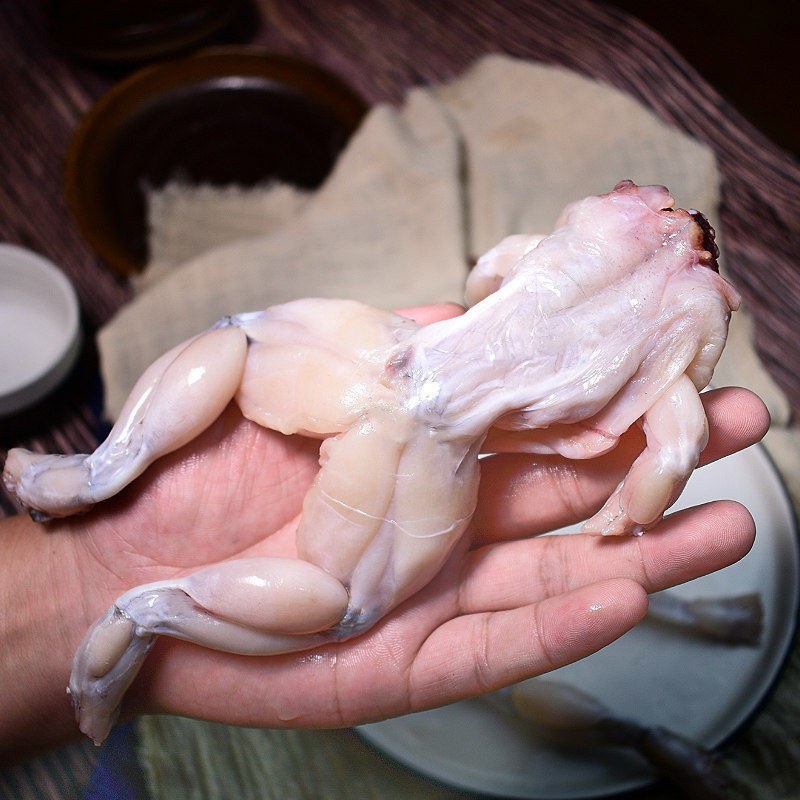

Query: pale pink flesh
[2,181,739,742]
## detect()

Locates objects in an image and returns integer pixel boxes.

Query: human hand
[0,304,770,759]
[61,305,767,732]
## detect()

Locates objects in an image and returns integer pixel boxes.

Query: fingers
[700,386,771,463]
[410,496,756,714]
[132,577,647,727]
[457,499,756,615]
[408,578,647,711]
[473,387,770,544]
[627,499,756,588]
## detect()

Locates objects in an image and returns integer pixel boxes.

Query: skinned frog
[2,180,740,744]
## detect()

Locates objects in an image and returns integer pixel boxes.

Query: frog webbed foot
[2,324,249,522]
[2,449,94,520]
[68,608,154,745]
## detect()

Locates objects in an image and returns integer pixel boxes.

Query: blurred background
[610,0,798,158]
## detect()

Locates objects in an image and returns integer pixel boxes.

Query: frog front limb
[464,234,546,306]
[581,374,709,536]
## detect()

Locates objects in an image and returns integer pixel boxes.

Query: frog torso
[395,180,737,445]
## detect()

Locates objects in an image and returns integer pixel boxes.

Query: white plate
[358,444,798,798]
[0,244,81,416]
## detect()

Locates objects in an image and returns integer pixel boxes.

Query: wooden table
[2,1,799,797]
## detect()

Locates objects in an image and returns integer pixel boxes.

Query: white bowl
[0,244,81,416]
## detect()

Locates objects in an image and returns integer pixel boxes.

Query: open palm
[61,306,769,733]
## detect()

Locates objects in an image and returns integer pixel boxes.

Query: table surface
[1,1,799,798]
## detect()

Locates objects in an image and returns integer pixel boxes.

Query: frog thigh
[235,342,380,436]
[295,411,410,585]
[232,301,405,437]
[296,413,480,631]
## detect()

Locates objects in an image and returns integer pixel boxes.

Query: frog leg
[465,234,545,306]
[68,557,350,744]
[581,374,708,536]
[70,416,481,745]
[3,323,248,520]
[4,299,412,520]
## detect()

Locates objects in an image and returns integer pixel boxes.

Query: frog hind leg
[3,323,249,519]
[69,556,351,744]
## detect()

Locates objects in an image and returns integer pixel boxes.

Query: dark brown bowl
[64,49,368,276]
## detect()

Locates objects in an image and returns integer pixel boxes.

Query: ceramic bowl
[65,48,367,275]
[0,244,81,416]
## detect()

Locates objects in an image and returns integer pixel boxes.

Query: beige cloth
[99,54,787,429]
[93,54,797,799]
[141,181,312,288]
